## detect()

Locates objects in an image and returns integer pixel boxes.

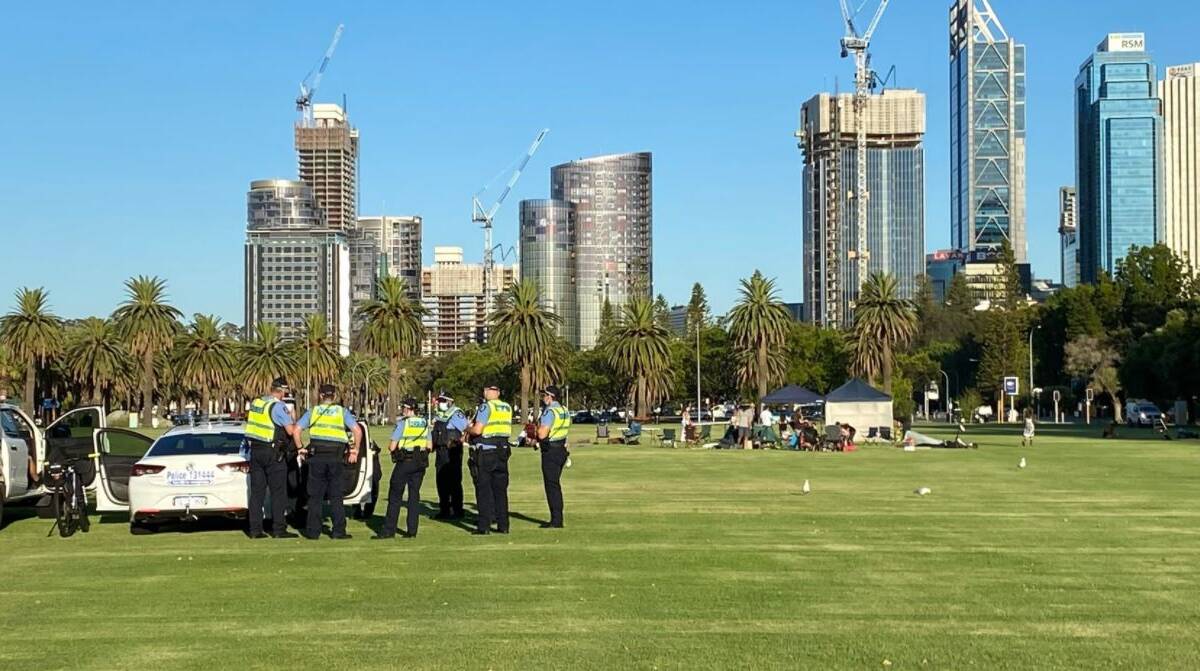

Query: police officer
[244,377,302,538]
[373,399,430,539]
[297,384,363,540]
[431,391,468,520]
[535,385,571,529]
[467,385,512,535]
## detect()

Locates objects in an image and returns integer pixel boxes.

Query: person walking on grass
[1021,408,1036,447]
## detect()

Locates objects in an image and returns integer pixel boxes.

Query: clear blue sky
[4,1,1198,320]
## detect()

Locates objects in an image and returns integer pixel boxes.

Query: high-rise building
[352,216,422,297]
[551,152,652,349]
[666,305,688,336]
[244,179,351,355]
[1076,33,1165,283]
[1059,187,1081,287]
[519,200,576,346]
[799,89,926,327]
[420,246,518,356]
[949,0,1027,263]
[926,249,965,303]
[1162,63,1200,271]
[295,103,359,232]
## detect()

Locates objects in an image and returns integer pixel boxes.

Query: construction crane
[838,0,889,312]
[471,128,549,338]
[296,24,345,127]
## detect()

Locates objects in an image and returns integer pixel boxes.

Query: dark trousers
[473,448,509,532]
[248,444,287,535]
[305,454,346,537]
[540,443,568,526]
[435,443,464,516]
[383,455,426,536]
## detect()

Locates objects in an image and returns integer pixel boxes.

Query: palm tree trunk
[882,342,893,391]
[387,357,400,424]
[140,349,154,427]
[201,388,211,416]
[23,356,35,416]
[520,365,531,424]
[756,341,767,418]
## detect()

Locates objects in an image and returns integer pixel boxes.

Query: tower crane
[296,24,345,126]
[838,0,889,312]
[471,128,549,338]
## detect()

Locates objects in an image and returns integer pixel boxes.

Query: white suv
[1124,400,1162,427]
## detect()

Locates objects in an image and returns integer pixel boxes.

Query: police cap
[542,385,562,400]
[401,398,419,410]
[271,377,290,391]
[318,383,336,397]
[436,391,454,402]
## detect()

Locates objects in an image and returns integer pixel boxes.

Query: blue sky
[4,1,1198,320]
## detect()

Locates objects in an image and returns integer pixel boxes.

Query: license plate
[173,495,208,508]
[166,470,215,486]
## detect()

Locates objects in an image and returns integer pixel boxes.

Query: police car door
[340,421,374,506]
[91,428,154,512]
[43,406,107,487]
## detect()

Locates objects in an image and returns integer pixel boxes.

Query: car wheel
[130,521,157,535]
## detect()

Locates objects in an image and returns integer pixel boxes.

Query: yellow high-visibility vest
[396,417,429,450]
[481,399,513,439]
[547,404,571,442]
[308,404,350,444]
[245,397,279,443]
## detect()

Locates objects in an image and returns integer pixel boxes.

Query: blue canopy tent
[761,385,823,405]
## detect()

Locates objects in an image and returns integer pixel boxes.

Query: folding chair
[659,427,677,447]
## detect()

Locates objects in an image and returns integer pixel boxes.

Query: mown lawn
[1,422,1197,670]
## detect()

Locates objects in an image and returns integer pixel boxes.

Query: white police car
[91,419,378,533]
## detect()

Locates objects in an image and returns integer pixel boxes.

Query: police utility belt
[392,448,429,464]
[308,440,349,459]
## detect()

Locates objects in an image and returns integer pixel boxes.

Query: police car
[90,419,379,533]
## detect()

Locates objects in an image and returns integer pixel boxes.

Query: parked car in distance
[1124,399,1162,427]
[572,410,596,424]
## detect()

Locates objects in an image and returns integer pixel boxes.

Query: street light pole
[1028,324,1041,416]
[938,368,951,422]
[695,320,702,427]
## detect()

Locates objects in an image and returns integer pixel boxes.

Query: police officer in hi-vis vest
[244,377,303,538]
[296,384,363,540]
[373,399,430,539]
[431,391,468,520]
[467,384,513,535]
[535,385,571,529]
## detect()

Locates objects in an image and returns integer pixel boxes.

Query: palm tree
[239,322,299,396]
[0,288,63,415]
[174,314,237,414]
[604,295,673,419]
[295,313,342,408]
[356,277,425,423]
[848,272,917,390]
[112,276,182,426]
[490,279,562,419]
[65,317,133,406]
[728,271,791,410]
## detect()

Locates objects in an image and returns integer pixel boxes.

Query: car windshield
[147,432,244,457]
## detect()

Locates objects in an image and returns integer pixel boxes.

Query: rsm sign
[1103,33,1146,52]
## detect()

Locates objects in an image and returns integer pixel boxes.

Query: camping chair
[622,421,642,445]
[596,423,610,440]
[697,424,713,444]
[822,424,844,451]
[754,426,781,448]
[658,427,677,448]
[717,424,739,449]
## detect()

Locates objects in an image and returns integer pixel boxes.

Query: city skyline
[6,1,1200,320]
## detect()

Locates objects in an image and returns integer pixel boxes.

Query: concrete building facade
[244,179,350,354]
[295,103,359,232]
[420,246,518,356]
[799,89,926,327]
[1059,186,1080,288]
[1162,63,1200,271]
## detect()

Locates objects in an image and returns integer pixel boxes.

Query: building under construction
[799,89,926,328]
[296,103,359,232]
[420,247,518,356]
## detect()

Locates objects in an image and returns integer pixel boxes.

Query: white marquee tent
[824,378,893,434]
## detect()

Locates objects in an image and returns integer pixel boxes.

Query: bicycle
[45,461,90,538]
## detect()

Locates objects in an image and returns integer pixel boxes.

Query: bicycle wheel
[52,491,74,537]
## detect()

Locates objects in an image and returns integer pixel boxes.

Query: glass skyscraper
[1075,33,1165,283]
[550,153,652,350]
[949,0,1027,263]
[519,199,577,346]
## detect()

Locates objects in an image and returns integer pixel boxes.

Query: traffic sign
[1086,387,1094,402]
[1004,376,1019,396]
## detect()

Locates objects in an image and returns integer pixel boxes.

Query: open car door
[91,429,154,512]
[341,421,377,515]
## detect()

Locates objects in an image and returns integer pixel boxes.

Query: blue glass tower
[1075,33,1165,283]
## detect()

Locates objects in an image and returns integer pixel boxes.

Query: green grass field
[2,422,1198,670]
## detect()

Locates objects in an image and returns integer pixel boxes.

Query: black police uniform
[539,405,569,528]
[471,401,511,535]
[247,402,290,538]
[381,416,430,538]
[304,407,354,539]
[432,406,466,519]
